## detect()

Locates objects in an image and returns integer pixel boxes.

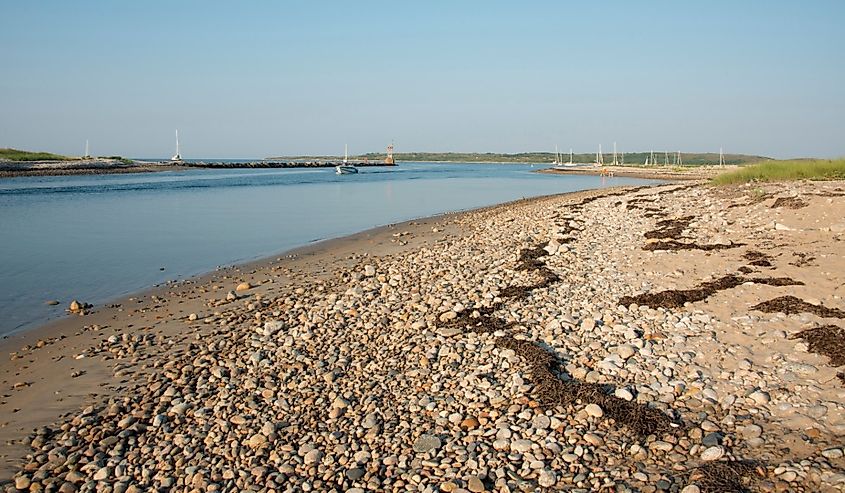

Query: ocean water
[0,163,659,335]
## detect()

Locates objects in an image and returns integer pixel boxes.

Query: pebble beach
[2,180,844,493]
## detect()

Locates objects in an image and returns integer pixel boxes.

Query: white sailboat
[554,147,579,169]
[552,145,561,166]
[335,144,358,174]
[171,130,182,162]
[84,140,91,159]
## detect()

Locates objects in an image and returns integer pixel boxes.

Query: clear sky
[1,1,843,159]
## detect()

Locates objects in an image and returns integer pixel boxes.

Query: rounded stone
[413,434,442,453]
[467,476,485,492]
[700,445,725,461]
[584,403,604,418]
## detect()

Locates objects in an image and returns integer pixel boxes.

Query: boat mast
[612,142,617,166]
[84,139,90,159]
[719,147,725,167]
[568,148,573,165]
[344,144,348,164]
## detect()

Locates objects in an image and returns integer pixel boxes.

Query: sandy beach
[2,180,844,492]
[538,165,741,181]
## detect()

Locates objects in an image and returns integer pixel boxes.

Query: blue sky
[1,1,843,159]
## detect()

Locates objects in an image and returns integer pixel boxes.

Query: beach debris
[743,250,773,267]
[644,215,694,240]
[751,295,845,318]
[771,196,808,209]
[618,274,803,309]
[45,300,60,306]
[235,282,252,292]
[688,460,763,493]
[643,240,743,251]
[789,325,845,366]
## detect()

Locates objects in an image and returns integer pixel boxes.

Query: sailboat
[171,130,182,162]
[551,145,561,166]
[83,140,91,159]
[335,144,358,174]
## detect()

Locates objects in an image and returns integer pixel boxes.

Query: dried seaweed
[644,216,694,240]
[690,461,762,493]
[790,252,816,267]
[771,197,808,209]
[743,251,773,267]
[789,325,845,366]
[643,240,744,251]
[619,275,804,309]
[751,296,845,318]
[491,332,678,436]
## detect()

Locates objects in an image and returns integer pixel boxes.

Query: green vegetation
[0,148,72,162]
[712,159,845,185]
[271,151,768,165]
[101,155,135,165]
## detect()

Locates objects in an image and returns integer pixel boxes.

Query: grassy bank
[712,159,845,185]
[0,148,73,162]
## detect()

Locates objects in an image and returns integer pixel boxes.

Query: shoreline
[0,185,632,479]
[2,179,844,490]
[538,164,740,181]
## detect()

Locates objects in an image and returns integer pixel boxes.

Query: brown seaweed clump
[771,196,808,209]
[743,251,773,267]
[644,215,694,240]
[495,334,679,436]
[503,244,561,299]
[618,275,804,309]
[789,325,845,366]
[690,461,763,493]
[643,240,744,251]
[751,296,845,318]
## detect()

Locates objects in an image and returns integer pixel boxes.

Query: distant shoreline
[1,158,739,179]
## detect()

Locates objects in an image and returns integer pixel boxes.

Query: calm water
[0,163,658,335]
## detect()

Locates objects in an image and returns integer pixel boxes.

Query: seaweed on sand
[789,325,845,366]
[643,240,744,251]
[644,216,695,240]
[751,296,845,318]
[689,461,763,493]
[771,196,808,209]
[743,251,773,267]
[618,275,804,309]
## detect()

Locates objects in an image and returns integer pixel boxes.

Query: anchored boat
[335,144,358,174]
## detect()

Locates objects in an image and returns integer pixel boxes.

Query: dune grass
[0,148,72,162]
[712,159,845,185]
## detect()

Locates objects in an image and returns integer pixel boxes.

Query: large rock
[413,434,441,453]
